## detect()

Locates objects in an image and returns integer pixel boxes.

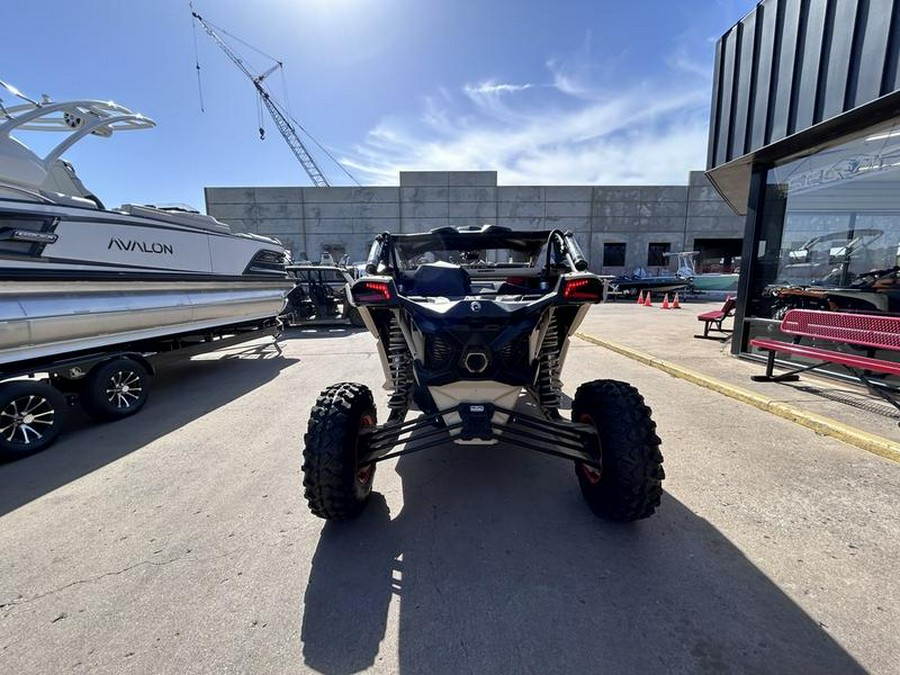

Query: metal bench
[694,296,736,339]
[750,309,900,416]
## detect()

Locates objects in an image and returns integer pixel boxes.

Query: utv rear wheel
[303,382,377,520]
[572,379,664,521]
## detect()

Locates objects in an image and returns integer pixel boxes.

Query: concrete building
[205,170,744,275]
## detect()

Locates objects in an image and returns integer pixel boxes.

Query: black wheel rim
[105,370,143,409]
[0,394,56,445]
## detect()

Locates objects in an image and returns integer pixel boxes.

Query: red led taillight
[365,281,391,300]
[563,278,602,301]
[353,281,393,303]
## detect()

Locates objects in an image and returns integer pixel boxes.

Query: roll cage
[363,225,590,286]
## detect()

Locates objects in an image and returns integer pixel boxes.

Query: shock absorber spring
[537,312,562,413]
[387,315,413,420]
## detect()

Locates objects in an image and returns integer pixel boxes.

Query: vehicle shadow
[0,347,297,517]
[789,383,900,421]
[280,326,366,340]
[301,443,865,674]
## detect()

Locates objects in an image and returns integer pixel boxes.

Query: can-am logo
[108,237,174,255]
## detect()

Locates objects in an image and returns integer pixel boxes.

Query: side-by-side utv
[301,225,664,522]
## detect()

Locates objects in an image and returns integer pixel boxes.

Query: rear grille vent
[498,335,529,371]
[427,335,457,370]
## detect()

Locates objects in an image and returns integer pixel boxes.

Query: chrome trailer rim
[0,394,57,445]
[105,370,144,409]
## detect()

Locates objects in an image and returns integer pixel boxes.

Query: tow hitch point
[458,402,494,440]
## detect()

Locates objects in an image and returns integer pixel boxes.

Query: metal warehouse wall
[707,0,900,170]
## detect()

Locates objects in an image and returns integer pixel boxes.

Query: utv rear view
[302,226,664,522]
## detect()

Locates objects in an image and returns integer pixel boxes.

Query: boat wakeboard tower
[0,82,292,459]
[0,81,156,205]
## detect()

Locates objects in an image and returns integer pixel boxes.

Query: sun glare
[304,0,377,20]
[280,0,397,66]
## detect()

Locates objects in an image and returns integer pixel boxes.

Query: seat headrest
[412,262,471,297]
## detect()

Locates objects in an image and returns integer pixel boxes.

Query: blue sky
[2,0,758,209]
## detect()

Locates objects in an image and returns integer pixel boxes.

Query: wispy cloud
[343,38,714,186]
[464,81,534,97]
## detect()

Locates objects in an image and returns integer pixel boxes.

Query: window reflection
[753,118,900,318]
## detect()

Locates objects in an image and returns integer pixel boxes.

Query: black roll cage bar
[364,226,589,278]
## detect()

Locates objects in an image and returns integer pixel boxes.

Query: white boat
[668,251,739,292]
[688,272,739,292]
[0,82,292,367]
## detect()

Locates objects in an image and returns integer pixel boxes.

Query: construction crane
[191,9,330,187]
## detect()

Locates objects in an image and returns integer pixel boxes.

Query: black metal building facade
[706,0,900,361]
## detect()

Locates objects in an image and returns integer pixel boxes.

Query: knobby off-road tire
[80,358,151,422]
[303,382,377,520]
[572,379,664,522]
[346,305,366,328]
[0,381,67,460]
[344,290,367,328]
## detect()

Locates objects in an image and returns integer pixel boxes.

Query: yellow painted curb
[575,331,900,464]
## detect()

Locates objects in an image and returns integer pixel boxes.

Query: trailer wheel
[572,379,664,522]
[302,382,377,520]
[0,381,67,459]
[81,358,151,422]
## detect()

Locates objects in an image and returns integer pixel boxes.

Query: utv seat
[497,276,535,295]
[411,262,472,297]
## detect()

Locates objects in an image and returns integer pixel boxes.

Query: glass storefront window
[749,117,900,319]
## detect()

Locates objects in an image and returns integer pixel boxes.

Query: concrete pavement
[578,294,900,456]
[0,317,897,674]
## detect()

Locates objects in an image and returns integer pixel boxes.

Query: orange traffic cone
[644,292,652,307]
[661,294,671,309]
[636,290,644,305]
[672,293,681,309]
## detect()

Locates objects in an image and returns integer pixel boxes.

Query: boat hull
[0,279,291,367]
[690,274,739,291]
[1,198,285,277]
[611,277,689,294]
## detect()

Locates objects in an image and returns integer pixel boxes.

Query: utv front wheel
[302,382,377,520]
[572,379,664,521]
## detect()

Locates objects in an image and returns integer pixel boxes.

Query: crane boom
[191,10,330,187]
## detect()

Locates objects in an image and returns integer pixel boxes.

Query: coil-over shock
[537,312,563,416]
[386,314,414,422]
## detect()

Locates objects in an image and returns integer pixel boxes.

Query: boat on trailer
[0,82,292,366]
[609,267,689,295]
[0,82,292,457]
[667,251,739,292]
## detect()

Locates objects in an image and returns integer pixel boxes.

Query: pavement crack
[2,549,240,615]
